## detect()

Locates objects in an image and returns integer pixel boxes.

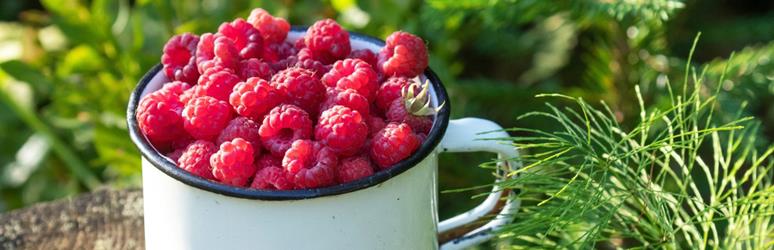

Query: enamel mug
[128,27,521,250]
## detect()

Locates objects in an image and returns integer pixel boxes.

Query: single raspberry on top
[218,19,263,59]
[247,8,290,44]
[216,117,262,154]
[136,90,186,151]
[315,105,368,156]
[370,122,421,169]
[320,88,370,118]
[349,49,377,71]
[271,67,325,113]
[161,33,200,85]
[182,96,235,140]
[305,19,350,64]
[196,33,239,72]
[321,58,378,100]
[259,104,313,157]
[196,66,240,102]
[238,58,273,81]
[229,77,284,121]
[211,138,258,186]
[378,31,428,77]
[282,140,338,189]
[178,140,218,180]
[384,79,439,134]
[386,98,433,134]
[375,76,413,111]
[337,156,375,183]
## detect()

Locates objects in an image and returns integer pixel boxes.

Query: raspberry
[294,38,306,49]
[182,96,235,140]
[238,58,273,80]
[320,88,369,118]
[370,122,421,169]
[218,19,263,59]
[282,140,337,189]
[259,104,313,157]
[349,49,377,70]
[216,117,262,154]
[263,42,296,63]
[247,8,290,44]
[196,66,240,101]
[170,135,194,151]
[196,33,239,72]
[385,98,433,134]
[295,48,331,76]
[321,58,378,100]
[375,76,414,111]
[271,67,325,113]
[166,148,185,163]
[378,31,428,77]
[178,140,218,180]
[315,105,368,156]
[136,90,186,150]
[162,33,200,85]
[159,81,192,97]
[251,166,293,190]
[229,77,284,121]
[211,138,258,186]
[255,154,282,169]
[336,156,375,183]
[180,85,199,104]
[367,116,386,136]
[305,19,350,64]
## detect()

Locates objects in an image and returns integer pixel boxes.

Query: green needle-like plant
[495,37,774,249]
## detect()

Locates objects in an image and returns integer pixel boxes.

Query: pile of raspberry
[136,9,434,189]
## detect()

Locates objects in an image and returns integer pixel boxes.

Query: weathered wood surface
[0,188,144,250]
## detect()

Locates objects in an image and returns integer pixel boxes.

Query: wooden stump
[0,188,144,249]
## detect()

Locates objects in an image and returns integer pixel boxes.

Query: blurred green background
[0,0,771,224]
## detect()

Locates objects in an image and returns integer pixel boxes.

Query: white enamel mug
[128,27,520,250]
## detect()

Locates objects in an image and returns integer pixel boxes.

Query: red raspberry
[336,156,375,183]
[370,122,421,169]
[263,42,296,64]
[196,33,239,72]
[367,116,386,136]
[321,58,378,100]
[216,117,262,154]
[162,33,200,84]
[259,104,313,157]
[196,66,240,101]
[211,138,258,186]
[218,19,263,59]
[375,76,414,111]
[294,38,306,49]
[238,58,273,80]
[255,154,282,169]
[385,98,433,134]
[166,148,186,163]
[170,135,194,152]
[271,67,325,113]
[229,77,284,121]
[136,90,186,150]
[180,85,199,104]
[159,81,192,97]
[295,48,331,76]
[182,96,235,140]
[305,19,350,64]
[251,166,293,190]
[283,140,337,189]
[349,49,377,70]
[320,88,369,118]
[247,8,290,44]
[178,140,217,180]
[315,105,368,156]
[378,31,428,77]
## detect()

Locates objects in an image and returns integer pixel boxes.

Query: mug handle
[436,118,521,249]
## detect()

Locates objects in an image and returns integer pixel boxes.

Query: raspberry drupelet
[336,155,375,183]
[136,89,186,151]
[378,31,428,78]
[283,140,338,189]
[321,58,378,100]
[259,104,313,157]
[386,98,433,134]
[211,138,258,186]
[315,105,368,156]
[305,19,351,64]
[182,96,234,140]
[161,33,200,85]
[370,122,421,169]
[218,19,263,59]
[229,77,284,121]
[247,8,290,44]
[271,67,325,113]
[178,140,218,180]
